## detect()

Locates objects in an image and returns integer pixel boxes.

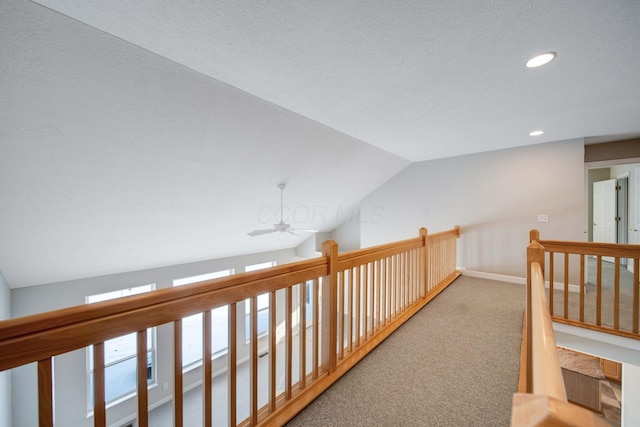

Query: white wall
[0,271,11,427]
[294,214,361,258]
[10,248,305,427]
[622,364,640,427]
[360,139,586,279]
[330,210,361,252]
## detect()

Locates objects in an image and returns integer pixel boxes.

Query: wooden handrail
[529,262,566,401]
[527,229,640,340]
[513,235,615,427]
[0,257,328,342]
[1,226,463,427]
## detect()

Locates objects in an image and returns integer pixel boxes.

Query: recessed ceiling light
[526,52,556,68]
[529,130,544,136]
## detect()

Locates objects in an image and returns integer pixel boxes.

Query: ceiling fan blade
[247,184,319,237]
[289,228,319,233]
[247,228,277,237]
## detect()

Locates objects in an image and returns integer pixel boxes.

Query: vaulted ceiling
[2,0,640,288]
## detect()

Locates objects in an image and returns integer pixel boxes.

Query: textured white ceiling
[2,0,640,288]
[27,0,640,159]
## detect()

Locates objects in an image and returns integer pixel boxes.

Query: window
[173,269,233,368]
[86,284,155,407]
[245,261,275,337]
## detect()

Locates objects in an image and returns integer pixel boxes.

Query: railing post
[526,236,545,394]
[321,240,339,374]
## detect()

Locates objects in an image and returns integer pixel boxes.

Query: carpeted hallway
[286,276,526,427]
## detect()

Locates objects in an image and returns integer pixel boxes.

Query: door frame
[584,158,640,244]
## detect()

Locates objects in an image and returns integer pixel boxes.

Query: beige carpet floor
[286,276,526,427]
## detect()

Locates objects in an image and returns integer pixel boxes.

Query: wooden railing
[0,226,461,427]
[530,229,640,340]
[511,232,632,427]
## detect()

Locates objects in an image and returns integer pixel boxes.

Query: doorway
[587,163,640,272]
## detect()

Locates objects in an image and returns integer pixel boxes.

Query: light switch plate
[537,214,549,223]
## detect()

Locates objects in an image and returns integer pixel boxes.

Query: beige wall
[360,139,586,279]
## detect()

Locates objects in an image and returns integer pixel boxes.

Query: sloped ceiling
[2,0,640,288]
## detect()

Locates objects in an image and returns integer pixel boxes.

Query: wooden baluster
[93,343,106,427]
[349,269,355,353]
[312,279,319,379]
[597,256,603,326]
[580,255,585,323]
[380,258,385,327]
[363,263,368,340]
[564,253,569,319]
[173,320,183,427]
[338,271,344,360]
[614,258,621,330]
[38,358,54,427]
[229,303,237,426]
[371,261,376,331]
[413,248,418,302]
[399,253,404,311]
[407,251,412,305]
[409,249,414,302]
[203,310,212,427]
[250,296,258,425]
[378,259,383,326]
[299,282,307,390]
[431,243,436,286]
[285,286,293,399]
[269,292,277,411]
[386,256,392,319]
[549,252,555,317]
[437,241,442,284]
[355,266,361,347]
[395,254,400,313]
[137,329,148,427]
[416,248,421,300]
[421,228,428,297]
[387,255,396,321]
[375,260,380,331]
[370,262,375,333]
[405,251,409,309]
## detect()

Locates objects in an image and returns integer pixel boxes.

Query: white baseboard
[459,268,582,293]
[459,268,526,285]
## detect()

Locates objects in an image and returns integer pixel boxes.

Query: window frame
[173,269,234,371]
[85,284,156,411]
[244,261,276,339]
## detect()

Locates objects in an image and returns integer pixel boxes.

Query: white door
[630,167,640,272]
[593,179,617,263]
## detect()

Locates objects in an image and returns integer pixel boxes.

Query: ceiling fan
[247,183,318,237]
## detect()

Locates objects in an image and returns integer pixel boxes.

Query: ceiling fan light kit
[247,183,319,237]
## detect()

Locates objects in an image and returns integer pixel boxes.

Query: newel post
[526,231,545,394]
[530,229,540,243]
[420,228,428,297]
[321,240,338,374]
